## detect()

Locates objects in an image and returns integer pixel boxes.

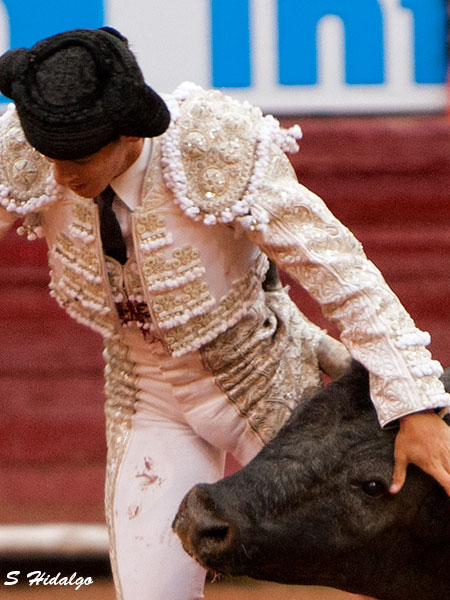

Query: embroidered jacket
[0,82,448,428]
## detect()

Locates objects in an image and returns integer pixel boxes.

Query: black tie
[95,185,128,265]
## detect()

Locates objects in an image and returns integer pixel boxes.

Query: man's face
[46,136,144,198]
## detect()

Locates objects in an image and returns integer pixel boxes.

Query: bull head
[173,362,450,600]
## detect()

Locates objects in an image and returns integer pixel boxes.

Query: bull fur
[173,362,450,600]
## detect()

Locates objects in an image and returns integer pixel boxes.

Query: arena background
[0,1,449,598]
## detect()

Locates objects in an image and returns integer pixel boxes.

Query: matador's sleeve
[238,144,450,427]
[159,84,449,425]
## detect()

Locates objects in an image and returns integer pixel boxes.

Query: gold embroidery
[11,158,39,188]
[0,108,52,212]
[103,340,139,600]
[163,253,269,356]
[105,256,157,340]
[53,233,103,284]
[69,202,96,243]
[126,260,146,300]
[105,258,126,302]
[246,146,450,426]
[200,289,324,444]
[177,90,259,219]
[49,232,117,337]
[180,130,209,158]
[152,280,215,330]
[134,210,173,252]
[142,245,205,293]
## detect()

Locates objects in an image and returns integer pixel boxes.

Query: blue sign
[211,0,447,88]
[2,0,104,49]
[211,0,251,87]
[0,0,447,113]
[278,0,384,86]
[0,0,104,102]
[401,0,447,84]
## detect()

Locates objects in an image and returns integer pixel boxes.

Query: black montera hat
[0,27,171,159]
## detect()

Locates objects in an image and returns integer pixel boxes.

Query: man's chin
[69,185,97,198]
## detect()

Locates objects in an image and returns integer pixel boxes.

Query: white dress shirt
[109,138,152,256]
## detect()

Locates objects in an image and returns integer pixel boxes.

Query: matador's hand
[390,411,450,496]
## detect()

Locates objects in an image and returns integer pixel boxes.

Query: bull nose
[173,484,235,562]
[194,515,231,549]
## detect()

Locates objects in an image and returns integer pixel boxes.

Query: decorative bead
[223,114,247,133]
[181,131,209,157]
[219,139,242,163]
[12,158,39,188]
[189,102,214,121]
[5,126,27,151]
[203,214,217,225]
[173,81,203,101]
[394,330,431,349]
[201,167,227,195]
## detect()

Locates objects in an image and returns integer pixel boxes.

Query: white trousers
[109,333,264,600]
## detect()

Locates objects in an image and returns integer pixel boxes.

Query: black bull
[173,362,450,600]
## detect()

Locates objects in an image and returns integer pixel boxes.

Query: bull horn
[317,334,352,380]
[262,259,351,380]
[262,259,283,292]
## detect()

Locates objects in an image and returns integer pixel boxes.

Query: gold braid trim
[103,340,139,600]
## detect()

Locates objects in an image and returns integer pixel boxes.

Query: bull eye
[362,480,386,498]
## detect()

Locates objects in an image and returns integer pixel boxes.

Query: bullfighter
[0,27,448,600]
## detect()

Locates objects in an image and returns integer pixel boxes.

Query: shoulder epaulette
[160,82,302,229]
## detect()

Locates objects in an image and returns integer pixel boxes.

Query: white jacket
[0,82,448,428]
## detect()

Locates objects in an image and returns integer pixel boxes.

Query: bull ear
[342,360,370,392]
[336,360,372,416]
[347,360,368,378]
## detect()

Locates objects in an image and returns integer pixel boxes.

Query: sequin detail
[0,105,63,216]
[135,210,173,252]
[48,231,117,338]
[200,289,325,444]
[69,203,96,244]
[161,83,301,227]
[142,245,206,293]
[152,280,216,330]
[164,253,269,357]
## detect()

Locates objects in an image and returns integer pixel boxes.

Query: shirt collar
[109,138,152,211]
